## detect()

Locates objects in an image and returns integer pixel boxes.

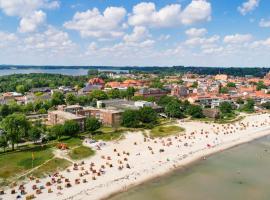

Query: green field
[0,146,53,179]
[0,136,94,186]
[150,125,185,138]
[30,158,72,178]
[68,146,95,160]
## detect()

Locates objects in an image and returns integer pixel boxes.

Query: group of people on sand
[2,114,270,200]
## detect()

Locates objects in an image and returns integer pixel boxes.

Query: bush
[85,117,101,133]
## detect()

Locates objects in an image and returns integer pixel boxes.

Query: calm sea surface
[110,135,270,200]
[0,68,129,76]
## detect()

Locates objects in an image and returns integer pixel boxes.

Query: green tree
[29,126,41,143]
[165,100,184,118]
[256,81,267,91]
[1,113,29,150]
[63,120,80,136]
[227,82,236,87]
[191,81,198,88]
[90,90,108,100]
[126,87,136,99]
[66,93,77,105]
[187,105,204,118]
[38,108,47,114]
[0,104,10,117]
[139,107,158,125]
[158,96,179,107]
[219,102,233,114]
[16,85,26,94]
[85,117,101,133]
[150,79,164,89]
[242,98,255,112]
[219,87,229,94]
[131,96,145,101]
[50,124,64,139]
[121,110,140,128]
[51,91,65,106]
[107,89,121,99]
[24,102,34,113]
[0,135,8,152]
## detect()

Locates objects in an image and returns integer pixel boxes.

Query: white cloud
[202,47,223,54]
[0,0,59,17]
[223,34,253,44]
[185,35,220,46]
[238,0,259,15]
[185,28,207,38]
[0,32,18,47]
[64,7,127,38]
[181,0,211,25]
[259,18,270,28]
[19,10,46,33]
[251,38,270,48]
[22,27,75,53]
[128,3,182,28]
[158,34,170,41]
[0,0,59,32]
[128,0,211,28]
[123,26,150,43]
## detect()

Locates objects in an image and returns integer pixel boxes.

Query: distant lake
[0,68,129,76]
[110,135,270,200]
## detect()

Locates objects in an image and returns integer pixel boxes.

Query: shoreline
[3,113,270,200]
[102,126,270,200]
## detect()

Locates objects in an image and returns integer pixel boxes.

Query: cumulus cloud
[223,34,253,44]
[123,26,150,43]
[128,3,182,28]
[64,7,127,38]
[22,27,75,53]
[128,0,211,28]
[185,35,220,46]
[19,10,46,33]
[180,0,211,25]
[0,0,59,32]
[185,28,207,38]
[259,19,270,28]
[238,0,259,15]
[251,38,270,48]
[0,32,18,47]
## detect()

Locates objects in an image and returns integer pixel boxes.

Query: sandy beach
[2,113,270,200]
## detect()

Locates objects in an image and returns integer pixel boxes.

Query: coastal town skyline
[0,0,269,67]
[1,1,270,200]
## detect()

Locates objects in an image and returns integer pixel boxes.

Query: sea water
[110,135,270,200]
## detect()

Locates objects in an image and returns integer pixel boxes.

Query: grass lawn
[0,136,88,187]
[92,130,124,141]
[192,113,245,124]
[56,137,82,148]
[90,126,131,141]
[68,146,95,160]
[30,158,71,178]
[0,145,54,185]
[150,125,185,138]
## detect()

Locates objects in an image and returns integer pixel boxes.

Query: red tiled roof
[88,78,105,85]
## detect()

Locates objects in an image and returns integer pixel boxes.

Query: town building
[171,85,188,98]
[80,78,105,93]
[48,110,86,130]
[135,88,168,99]
[215,74,228,81]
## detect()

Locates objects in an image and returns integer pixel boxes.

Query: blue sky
[0,0,269,67]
